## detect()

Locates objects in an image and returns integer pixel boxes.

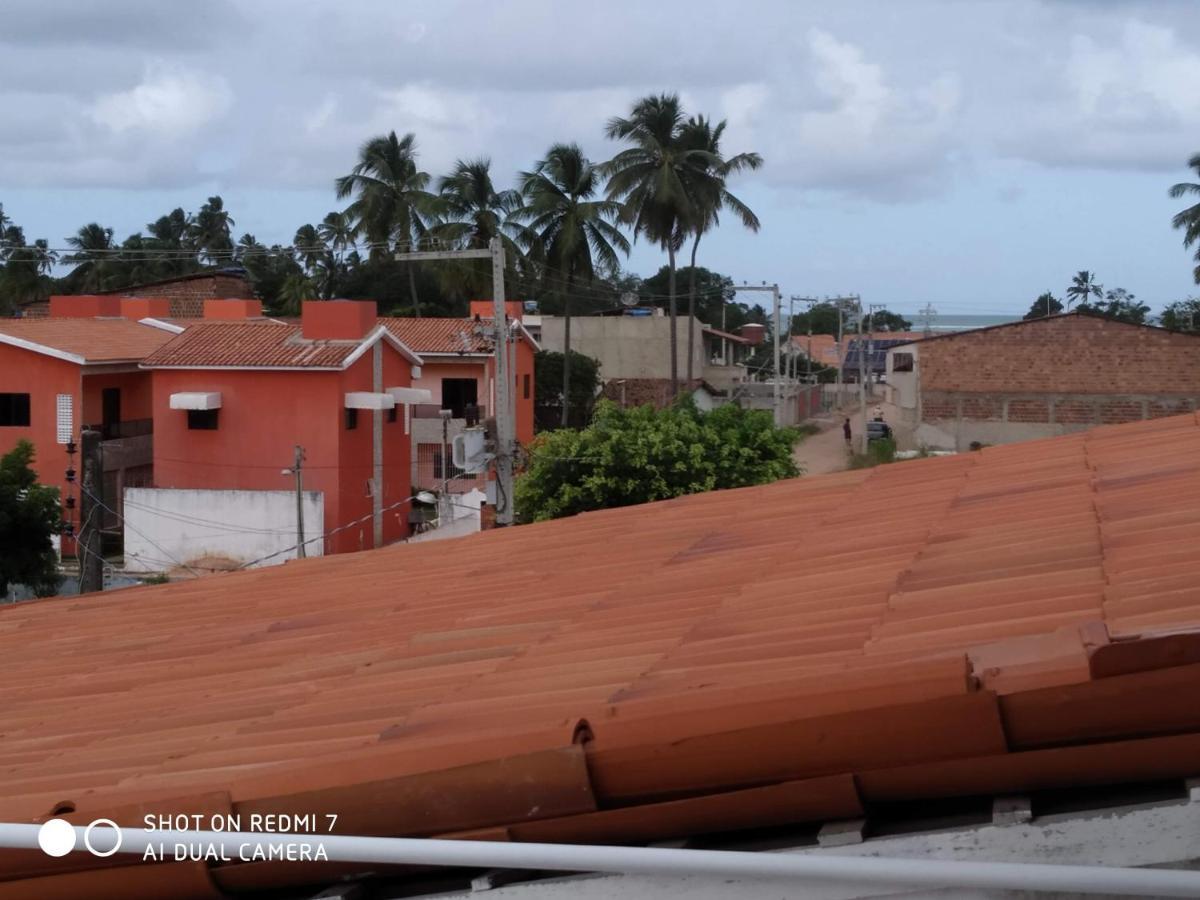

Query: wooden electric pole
[292,444,306,558]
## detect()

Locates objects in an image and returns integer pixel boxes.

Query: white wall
[123,487,324,572]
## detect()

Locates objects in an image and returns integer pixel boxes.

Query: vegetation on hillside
[0,441,61,598]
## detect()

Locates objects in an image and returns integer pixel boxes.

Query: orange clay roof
[141,321,408,369]
[3,414,1200,893]
[0,317,176,364]
[381,316,539,355]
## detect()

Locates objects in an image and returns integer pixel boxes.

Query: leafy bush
[515,398,800,522]
[0,440,62,597]
[849,436,897,469]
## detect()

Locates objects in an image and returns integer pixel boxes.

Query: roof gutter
[4,825,1198,897]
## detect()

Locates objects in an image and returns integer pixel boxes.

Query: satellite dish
[619,291,639,307]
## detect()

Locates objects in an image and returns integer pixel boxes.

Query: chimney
[204,298,263,320]
[301,300,377,340]
[119,297,171,320]
[479,501,496,531]
[739,323,766,345]
[469,299,524,321]
[49,296,122,318]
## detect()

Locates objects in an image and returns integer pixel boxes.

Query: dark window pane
[187,409,219,430]
[0,393,32,427]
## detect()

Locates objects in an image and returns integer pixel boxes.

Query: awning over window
[169,392,222,411]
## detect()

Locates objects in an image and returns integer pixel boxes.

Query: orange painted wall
[81,371,153,425]
[150,343,414,557]
[0,344,79,504]
[513,338,535,446]
[414,360,488,411]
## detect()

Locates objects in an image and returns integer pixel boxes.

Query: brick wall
[923,390,1198,428]
[105,274,256,318]
[918,314,1200,394]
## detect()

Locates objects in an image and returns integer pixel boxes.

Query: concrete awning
[169,392,222,411]
[344,391,396,410]
[386,386,434,405]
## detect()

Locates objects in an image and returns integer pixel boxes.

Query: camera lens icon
[37,818,123,858]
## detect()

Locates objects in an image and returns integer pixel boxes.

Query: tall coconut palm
[234,233,266,264]
[335,131,438,316]
[64,223,116,292]
[292,224,325,274]
[434,157,525,303]
[191,196,235,264]
[604,94,719,395]
[677,115,762,385]
[319,211,353,265]
[1066,270,1102,310]
[515,143,630,426]
[1170,153,1200,284]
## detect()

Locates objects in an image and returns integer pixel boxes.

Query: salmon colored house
[382,300,537,493]
[140,300,424,555]
[0,296,177,543]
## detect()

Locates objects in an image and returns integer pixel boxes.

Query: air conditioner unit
[452,427,493,474]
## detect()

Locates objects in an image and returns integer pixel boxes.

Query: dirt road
[794,419,853,476]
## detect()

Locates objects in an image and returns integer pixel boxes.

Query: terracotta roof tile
[141,321,379,369]
[381,316,493,354]
[3,414,1200,890]
[0,317,175,363]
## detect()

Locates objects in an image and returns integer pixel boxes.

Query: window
[101,387,121,439]
[345,408,359,430]
[892,352,914,373]
[387,406,398,423]
[432,448,465,481]
[187,409,219,430]
[0,393,31,427]
[441,378,478,418]
[523,373,530,400]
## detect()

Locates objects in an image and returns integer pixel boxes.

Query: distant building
[538,310,758,404]
[140,299,423,560]
[0,296,176,548]
[886,312,1200,450]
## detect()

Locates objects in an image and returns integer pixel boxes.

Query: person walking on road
[843,417,852,447]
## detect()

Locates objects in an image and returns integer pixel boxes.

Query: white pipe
[3,824,1200,897]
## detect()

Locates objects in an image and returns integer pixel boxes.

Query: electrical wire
[79,484,201,578]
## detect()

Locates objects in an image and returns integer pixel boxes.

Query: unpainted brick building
[885,313,1200,450]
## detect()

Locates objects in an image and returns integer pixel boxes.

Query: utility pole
[835,297,843,408]
[78,429,103,594]
[920,302,937,337]
[733,283,783,425]
[292,444,306,558]
[395,238,515,525]
[857,299,869,455]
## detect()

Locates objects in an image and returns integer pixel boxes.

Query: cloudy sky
[3,0,1200,316]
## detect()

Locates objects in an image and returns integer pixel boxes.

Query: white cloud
[998,19,1200,169]
[719,30,963,199]
[305,94,338,135]
[89,62,232,138]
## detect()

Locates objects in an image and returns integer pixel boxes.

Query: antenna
[919,302,938,337]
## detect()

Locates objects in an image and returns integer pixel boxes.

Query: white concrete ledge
[169,391,222,410]
[345,391,396,410]
[387,386,434,404]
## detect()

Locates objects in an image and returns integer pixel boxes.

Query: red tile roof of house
[141,321,420,369]
[381,316,539,355]
[0,317,176,364]
[3,414,1200,893]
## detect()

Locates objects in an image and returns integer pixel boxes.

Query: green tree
[433,157,525,301]
[1160,297,1200,332]
[1077,287,1150,324]
[789,303,910,336]
[1169,153,1200,283]
[63,223,117,292]
[1023,292,1063,320]
[515,144,629,426]
[0,441,62,598]
[515,398,798,522]
[532,349,602,431]
[1066,270,1102,310]
[191,196,235,264]
[677,115,762,384]
[335,131,439,316]
[641,265,736,326]
[605,94,719,397]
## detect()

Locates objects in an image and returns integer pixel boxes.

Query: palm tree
[1066,271,1102,311]
[515,143,630,426]
[335,131,438,316]
[64,223,116,292]
[604,94,719,395]
[319,211,353,265]
[1170,153,1200,284]
[234,233,266,264]
[191,196,235,264]
[677,115,762,384]
[434,157,525,303]
[292,224,325,275]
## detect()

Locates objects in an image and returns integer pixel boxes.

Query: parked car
[867,420,893,442]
